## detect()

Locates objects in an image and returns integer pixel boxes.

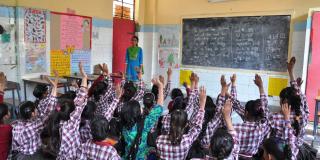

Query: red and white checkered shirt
[94,76,114,115]
[57,87,88,160]
[11,95,57,155]
[269,80,309,148]
[156,109,205,160]
[116,79,145,113]
[80,120,92,144]
[205,130,240,160]
[76,140,121,160]
[230,86,271,157]
[200,95,225,148]
[160,89,199,134]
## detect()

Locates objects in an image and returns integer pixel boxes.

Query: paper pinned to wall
[268,77,288,96]
[25,43,47,73]
[158,48,180,69]
[60,15,83,49]
[158,26,180,48]
[71,50,91,74]
[24,8,46,43]
[179,70,192,86]
[50,50,71,76]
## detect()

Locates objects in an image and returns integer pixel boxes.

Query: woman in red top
[0,72,12,160]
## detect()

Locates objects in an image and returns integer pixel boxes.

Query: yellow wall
[0,0,113,19]
[141,0,320,24]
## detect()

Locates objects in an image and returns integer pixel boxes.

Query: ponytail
[198,96,216,140]
[45,98,75,156]
[19,101,36,120]
[169,110,188,145]
[92,81,108,101]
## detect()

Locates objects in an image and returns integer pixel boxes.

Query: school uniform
[76,140,121,160]
[156,109,204,160]
[56,87,88,160]
[160,89,199,135]
[92,75,114,116]
[231,87,271,158]
[269,80,309,158]
[11,95,57,158]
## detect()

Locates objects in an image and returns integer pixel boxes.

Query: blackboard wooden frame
[179,10,294,75]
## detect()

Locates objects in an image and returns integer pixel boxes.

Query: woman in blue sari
[125,36,143,82]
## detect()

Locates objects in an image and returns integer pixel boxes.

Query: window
[113,0,135,20]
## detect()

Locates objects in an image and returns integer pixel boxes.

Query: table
[313,99,320,136]
[4,81,22,107]
[23,78,69,101]
[64,74,100,82]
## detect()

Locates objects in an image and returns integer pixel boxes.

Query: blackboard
[182,15,291,72]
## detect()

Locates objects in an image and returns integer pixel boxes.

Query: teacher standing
[124,36,143,82]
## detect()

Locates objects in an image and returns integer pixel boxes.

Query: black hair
[143,92,155,115]
[120,100,142,130]
[169,109,188,145]
[45,98,75,156]
[245,99,264,121]
[171,96,187,112]
[280,87,302,136]
[92,81,108,101]
[151,85,159,101]
[0,25,4,34]
[0,103,9,122]
[81,101,97,120]
[19,101,36,120]
[122,82,137,102]
[132,36,139,42]
[263,137,291,160]
[171,88,183,100]
[33,84,48,106]
[59,91,76,100]
[198,96,216,140]
[91,115,110,141]
[210,128,234,160]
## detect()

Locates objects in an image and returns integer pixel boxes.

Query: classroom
[0,0,320,159]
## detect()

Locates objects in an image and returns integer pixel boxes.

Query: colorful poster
[179,70,192,86]
[50,50,71,76]
[158,26,180,48]
[25,43,47,73]
[60,15,83,49]
[158,48,180,69]
[268,77,288,96]
[24,8,46,43]
[71,50,91,74]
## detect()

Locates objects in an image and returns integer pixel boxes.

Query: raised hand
[199,86,207,111]
[253,74,263,88]
[167,67,172,78]
[287,57,296,73]
[230,74,236,86]
[220,75,231,96]
[296,77,303,87]
[79,62,87,78]
[281,102,291,120]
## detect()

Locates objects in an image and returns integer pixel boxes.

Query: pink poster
[60,15,83,49]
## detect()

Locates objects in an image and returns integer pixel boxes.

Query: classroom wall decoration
[24,8,46,43]
[71,49,91,74]
[50,50,71,76]
[267,77,288,96]
[25,43,46,73]
[158,48,179,69]
[50,12,92,50]
[158,26,180,48]
[182,15,291,72]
